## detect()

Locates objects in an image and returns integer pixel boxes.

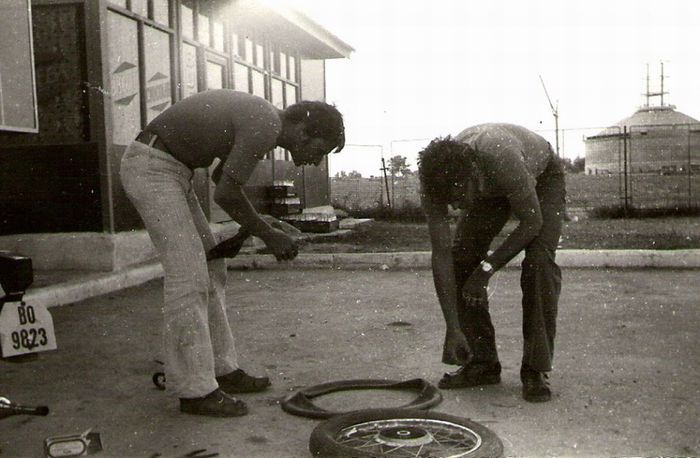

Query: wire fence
[331,122,700,213]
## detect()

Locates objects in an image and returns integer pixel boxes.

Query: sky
[285,0,700,177]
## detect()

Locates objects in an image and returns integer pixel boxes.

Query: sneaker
[180,389,248,417]
[438,361,501,389]
[521,368,552,402]
[216,369,271,393]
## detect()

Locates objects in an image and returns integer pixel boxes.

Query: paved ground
[2,266,699,457]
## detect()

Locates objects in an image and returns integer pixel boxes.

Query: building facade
[0,0,352,269]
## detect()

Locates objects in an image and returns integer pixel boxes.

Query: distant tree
[560,156,585,173]
[334,170,348,178]
[389,155,411,177]
[348,170,363,178]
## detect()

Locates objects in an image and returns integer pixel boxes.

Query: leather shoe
[521,368,552,402]
[180,388,248,417]
[216,369,271,393]
[438,361,501,389]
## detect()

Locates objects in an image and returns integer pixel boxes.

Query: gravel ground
[2,266,699,457]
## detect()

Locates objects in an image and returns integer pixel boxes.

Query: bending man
[120,89,344,416]
[418,123,565,402]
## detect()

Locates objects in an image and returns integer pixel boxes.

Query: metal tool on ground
[0,396,49,420]
[44,428,103,458]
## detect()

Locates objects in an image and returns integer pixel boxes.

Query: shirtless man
[120,89,344,416]
[418,123,565,402]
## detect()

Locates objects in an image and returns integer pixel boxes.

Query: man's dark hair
[285,101,345,152]
[418,136,472,205]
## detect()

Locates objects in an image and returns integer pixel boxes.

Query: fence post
[688,126,693,208]
[623,126,629,216]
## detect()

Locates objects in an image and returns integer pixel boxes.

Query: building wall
[585,124,700,175]
[0,2,101,235]
[299,59,330,207]
[0,0,336,236]
[104,0,324,230]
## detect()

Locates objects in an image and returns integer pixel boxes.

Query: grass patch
[588,205,700,219]
[302,216,700,252]
[333,202,427,222]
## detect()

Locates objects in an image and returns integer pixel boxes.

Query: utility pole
[380,157,391,209]
[539,75,560,157]
[388,137,431,211]
[345,144,389,208]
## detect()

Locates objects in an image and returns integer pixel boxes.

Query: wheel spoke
[335,418,481,457]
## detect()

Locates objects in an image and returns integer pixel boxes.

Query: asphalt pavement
[2,262,699,457]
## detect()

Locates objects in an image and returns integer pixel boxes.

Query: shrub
[333,201,427,222]
[589,204,700,219]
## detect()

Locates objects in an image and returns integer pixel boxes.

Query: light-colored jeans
[120,141,238,398]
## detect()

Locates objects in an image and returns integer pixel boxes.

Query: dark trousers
[452,162,566,372]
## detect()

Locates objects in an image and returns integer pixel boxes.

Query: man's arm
[423,198,471,365]
[213,105,297,260]
[459,151,544,304]
[478,149,544,272]
[214,172,297,261]
[485,191,542,271]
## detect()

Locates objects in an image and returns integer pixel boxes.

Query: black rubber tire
[281,378,442,419]
[309,408,504,458]
[152,372,166,390]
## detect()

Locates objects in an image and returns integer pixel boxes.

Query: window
[231,33,240,58]
[181,43,198,97]
[0,0,39,133]
[233,62,249,93]
[288,55,296,82]
[285,83,298,106]
[144,26,172,122]
[244,37,254,64]
[271,78,284,108]
[251,69,265,97]
[280,51,287,80]
[198,13,210,47]
[269,49,277,74]
[206,61,224,89]
[130,0,148,17]
[107,11,141,145]
[255,43,264,68]
[213,21,225,52]
[229,35,302,161]
[106,2,176,143]
[153,0,170,26]
[181,1,194,40]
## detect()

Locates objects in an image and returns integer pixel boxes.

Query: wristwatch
[479,260,494,274]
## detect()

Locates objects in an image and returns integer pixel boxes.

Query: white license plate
[0,301,57,357]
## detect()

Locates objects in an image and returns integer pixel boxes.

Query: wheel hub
[375,426,433,447]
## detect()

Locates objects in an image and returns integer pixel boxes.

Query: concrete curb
[25,263,164,309]
[24,249,700,308]
[227,249,700,270]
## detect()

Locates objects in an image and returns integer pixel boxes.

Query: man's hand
[442,329,472,365]
[262,228,298,261]
[462,269,490,307]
